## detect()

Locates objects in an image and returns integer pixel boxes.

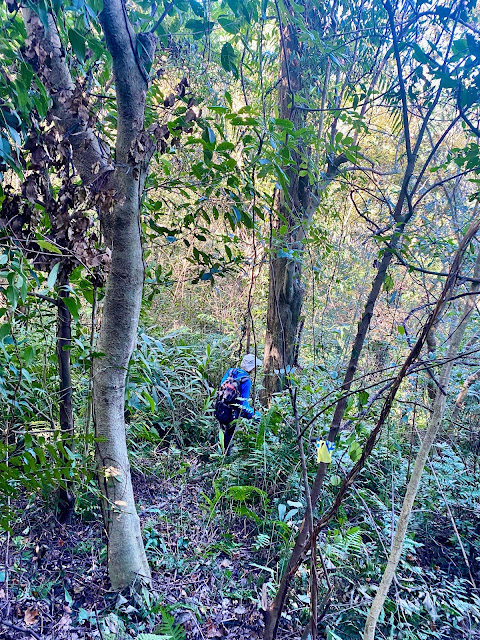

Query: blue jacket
[220,368,254,419]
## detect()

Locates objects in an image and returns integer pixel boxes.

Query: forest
[1,0,480,638]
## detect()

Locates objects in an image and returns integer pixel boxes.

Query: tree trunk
[263,19,313,400]
[22,0,156,590]
[92,192,151,587]
[56,268,75,524]
[362,236,480,640]
[264,250,305,396]
[91,1,156,590]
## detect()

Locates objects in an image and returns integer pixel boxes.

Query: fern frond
[158,612,186,640]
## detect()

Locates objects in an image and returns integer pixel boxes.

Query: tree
[363,226,480,640]
[1,122,107,523]
[263,0,480,635]
[20,0,155,588]
[262,0,355,400]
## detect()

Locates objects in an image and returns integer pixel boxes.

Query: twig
[0,619,43,640]
[150,1,174,34]
[27,292,59,307]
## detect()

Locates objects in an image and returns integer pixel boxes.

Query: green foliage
[2,0,480,637]
[126,329,233,447]
[137,635,175,640]
[155,612,186,640]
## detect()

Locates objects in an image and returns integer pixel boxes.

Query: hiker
[215,354,262,455]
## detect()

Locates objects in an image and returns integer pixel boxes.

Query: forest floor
[0,450,299,640]
[3,442,479,640]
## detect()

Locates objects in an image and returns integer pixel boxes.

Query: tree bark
[362,235,480,640]
[263,18,309,400]
[56,268,75,524]
[22,0,156,589]
[90,0,156,590]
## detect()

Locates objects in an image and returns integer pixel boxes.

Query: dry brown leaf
[219,559,232,569]
[205,619,224,638]
[234,604,247,615]
[24,606,39,626]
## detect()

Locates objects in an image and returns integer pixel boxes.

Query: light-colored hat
[241,354,263,372]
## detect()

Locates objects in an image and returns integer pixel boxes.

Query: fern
[253,533,270,550]
[157,612,185,640]
[137,635,172,640]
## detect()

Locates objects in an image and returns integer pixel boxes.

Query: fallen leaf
[234,605,247,615]
[24,607,39,626]
[205,618,224,637]
[219,559,232,569]
[57,613,72,630]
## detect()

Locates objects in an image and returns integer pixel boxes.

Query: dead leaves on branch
[0,121,110,279]
[129,78,202,165]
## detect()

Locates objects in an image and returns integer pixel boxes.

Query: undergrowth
[3,330,480,639]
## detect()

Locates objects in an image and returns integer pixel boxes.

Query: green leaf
[216,141,235,151]
[218,16,240,34]
[63,296,79,320]
[189,0,205,16]
[6,286,18,310]
[68,28,86,63]
[185,19,214,39]
[206,127,216,145]
[0,323,11,342]
[36,239,62,255]
[397,325,405,335]
[358,390,369,406]
[173,0,189,10]
[47,263,60,290]
[23,345,35,366]
[226,0,239,15]
[220,42,238,77]
[330,474,342,487]
[349,441,362,463]
[274,118,294,131]
[411,43,431,66]
[142,390,156,412]
[383,273,394,293]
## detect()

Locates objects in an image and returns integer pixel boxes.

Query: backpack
[214,369,248,424]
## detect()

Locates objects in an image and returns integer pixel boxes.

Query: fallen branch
[0,618,43,640]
